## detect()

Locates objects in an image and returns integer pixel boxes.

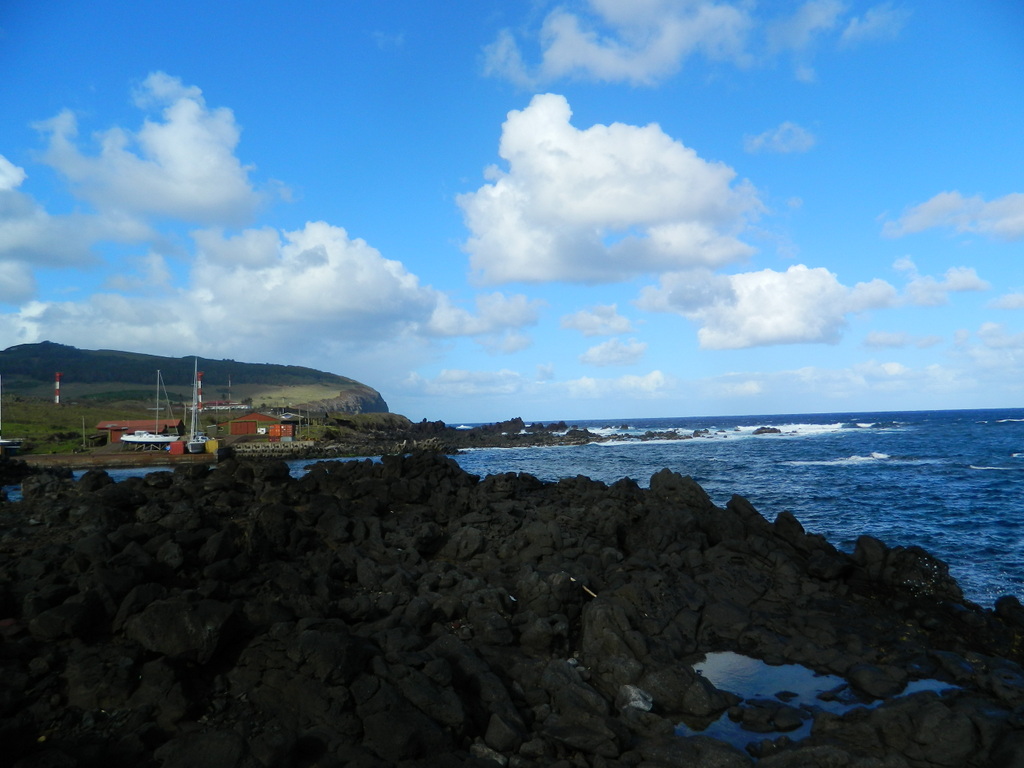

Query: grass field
[2,398,149,454]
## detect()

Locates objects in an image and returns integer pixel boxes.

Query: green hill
[0,341,389,414]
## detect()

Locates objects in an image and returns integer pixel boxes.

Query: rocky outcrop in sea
[309,416,707,458]
[2,453,1024,767]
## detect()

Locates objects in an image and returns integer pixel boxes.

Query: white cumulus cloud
[36,72,264,227]
[459,94,761,285]
[638,264,897,349]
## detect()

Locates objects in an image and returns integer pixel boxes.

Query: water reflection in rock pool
[678,652,957,752]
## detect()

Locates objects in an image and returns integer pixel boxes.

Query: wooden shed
[217,411,279,436]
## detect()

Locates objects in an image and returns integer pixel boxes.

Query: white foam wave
[786,452,891,467]
[969,465,1014,471]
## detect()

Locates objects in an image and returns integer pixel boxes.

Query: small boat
[120,429,177,448]
[121,370,179,449]
[186,358,209,453]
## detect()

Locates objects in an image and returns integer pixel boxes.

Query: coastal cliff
[2,454,1024,766]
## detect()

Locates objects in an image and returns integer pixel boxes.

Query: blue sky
[1,1,1021,423]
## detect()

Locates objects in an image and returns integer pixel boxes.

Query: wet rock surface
[2,452,1023,766]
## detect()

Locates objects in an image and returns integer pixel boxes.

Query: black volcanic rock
[1,453,1023,766]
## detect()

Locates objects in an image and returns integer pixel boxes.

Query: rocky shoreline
[2,452,1024,767]
[7,417,686,475]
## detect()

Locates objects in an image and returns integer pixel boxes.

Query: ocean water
[449,409,1024,608]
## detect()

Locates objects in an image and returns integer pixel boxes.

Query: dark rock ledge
[2,453,1024,767]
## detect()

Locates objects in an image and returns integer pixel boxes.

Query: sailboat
[121,370,178,448]
[0,375,23,455]
[186,358,209,454]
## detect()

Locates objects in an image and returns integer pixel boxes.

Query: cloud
[863,330,943,348]
[955,323,1024,379]
[482,29,533,88]
[767,0,845,53]
[864,330,911,348]
[697,359,970,404]
[883,191,1024,241]
[192,226,281,268]
[744,121,816,153]
[0,185,102,269]
[2,221,538,367]
[976,322,1024,351]
[406,369,528,398]
[579,337,647,366]
[104,252,173,292]
[36,72,264,227]
[407,366,671,405]
[560,304,633,336]
[0,75,551,387]
[0,155,28,191]
[485,1,906,87]
[371,31,405,50]
[427,291,543,337]
[840,3,912,46]
[459,94,761,285]
[638,265,897,349]
[0,261,36,304]
[477,331,533,355]
[565,370,669,399]
[190,221,441,342]
[484,1,752,86]
[989,293,1024,310]
[766,0,846,80]
[3,73,272,292]
[893,257,991,306]
[720,378,763,396]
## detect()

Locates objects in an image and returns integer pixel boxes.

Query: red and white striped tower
[54,372,62,404]
[197,371,204,411]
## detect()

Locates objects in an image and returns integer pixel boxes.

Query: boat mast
[154,370,161,434]
[190,357,199,441]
